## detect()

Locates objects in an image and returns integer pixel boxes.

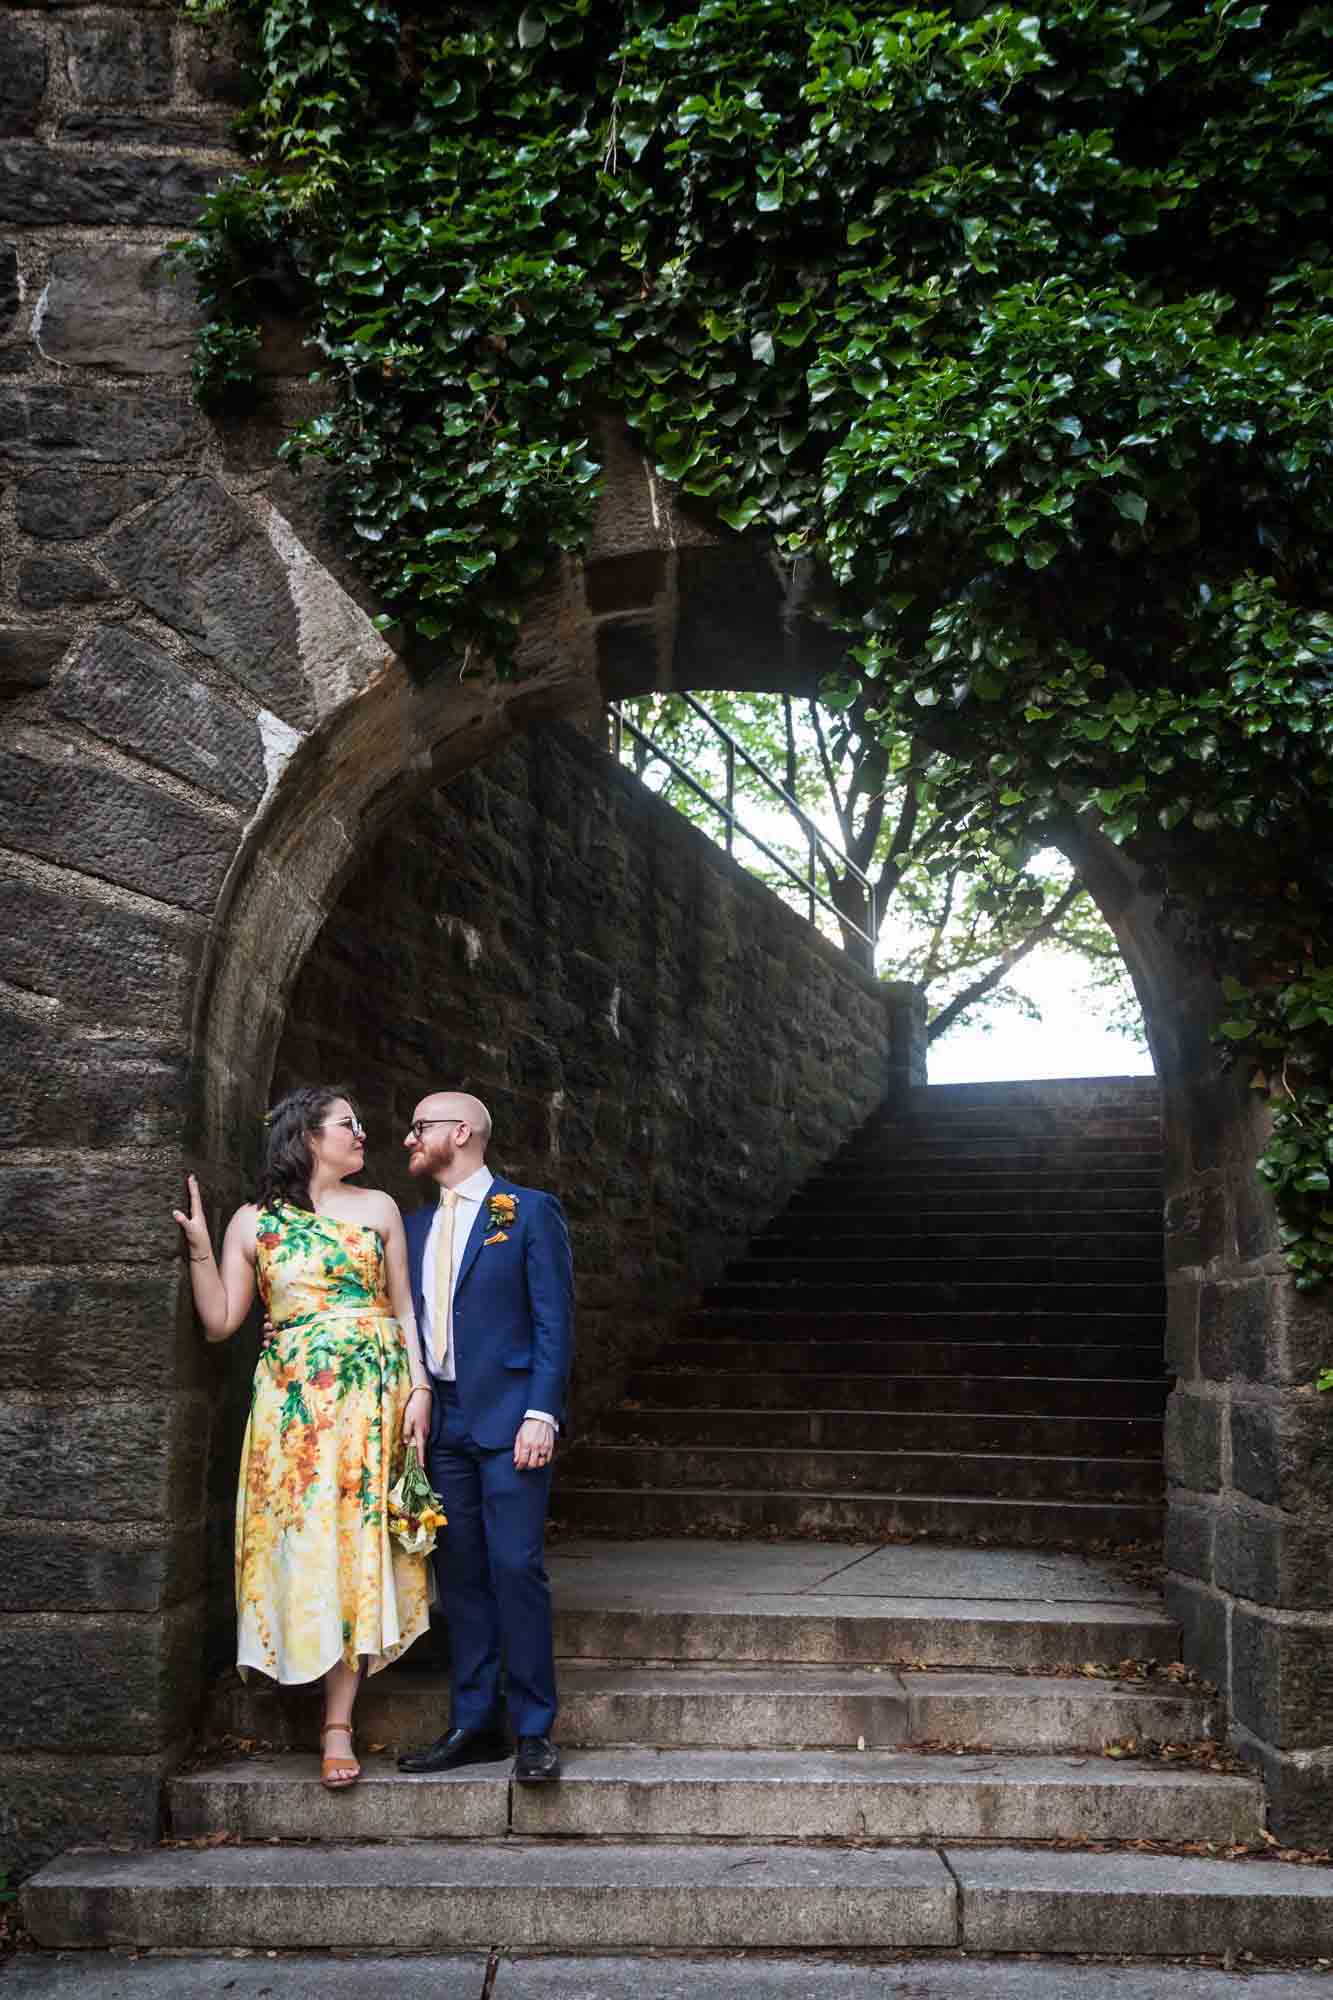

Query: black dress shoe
[513,1734,561,1782]
[396,1723,510,1774]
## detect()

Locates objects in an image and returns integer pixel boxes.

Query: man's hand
[258,1316,278,1356]
[514,1417,555,1471]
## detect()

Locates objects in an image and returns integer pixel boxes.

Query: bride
[173,1084,432,1789]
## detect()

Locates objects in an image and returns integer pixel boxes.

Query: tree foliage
[180,0,1333,1288]
[621,689,1140,1048]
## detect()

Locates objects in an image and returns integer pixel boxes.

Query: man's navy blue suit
[406,1175,573,1737]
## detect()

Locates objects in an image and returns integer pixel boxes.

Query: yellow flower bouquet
[388,1445,447,1557]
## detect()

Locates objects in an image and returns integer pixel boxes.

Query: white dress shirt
[419,1165,555,1429]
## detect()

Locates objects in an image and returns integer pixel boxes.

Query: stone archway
[0,3,1328,1865]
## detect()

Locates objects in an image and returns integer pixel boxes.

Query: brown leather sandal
[320,1721,360,1790]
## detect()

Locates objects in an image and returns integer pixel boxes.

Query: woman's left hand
[402,1389,430,1459]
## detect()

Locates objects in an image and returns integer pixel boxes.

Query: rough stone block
[1164,1180,1228,1272]
[0,240,17,334]
[103,476,312,725]
[0,1399,203,1524]
[1231,1396,1333,1514]
[1236,1735,1333,1849]
[16,555,111,609]
[1217,1506,1333,1612]
[1164,1499,1214,1584]
[1165,1574,1228,1694]
[0,1755,164,1880]
[184,19,254,104]
[0,744,237,915]
[1163,1387,1223,1494]
[0,148,222,228]
[59,109,232,148]
[0,22,46,136]
[0,1600,203,1754]
[0,383,202,462]
[1164,1277,1198,1380]
[52,627,266,805]
[0,875,201,1023]
[0,1161,187,1266]
[17,469,165,540]
[0,1521,205,1613]
[0,1003,190,1149]
[38,244,199,374]
[0,623,69,691]
[1197,1277,1274,1383]
[0,1271,186,1394]
[1232,1608,1333,1751]
[1270,1286,1333,1389]
[63,19,173,102]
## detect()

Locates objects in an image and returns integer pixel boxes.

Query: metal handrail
[609,697,878,958]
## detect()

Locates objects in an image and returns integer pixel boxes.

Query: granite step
[678,1308,1166,1341]
[728,1252,1164,1281]
[630,1369,1168,1416]
[663,1338,1166,1377]
[167,1748,1261,1845]
[25,1841,1333,1958]
[596,1407,1161,1457]
[749,1231,1164,1261]
[790,1170,1163,1200]
[702,1279,1166,1313]
[206,1663,1217,1755]
[557,1444,1164,1502]
[757,1214,1164,1242]
[551,1484,1163,1548]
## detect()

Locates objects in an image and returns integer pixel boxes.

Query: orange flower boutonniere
[485,1191,517,1246]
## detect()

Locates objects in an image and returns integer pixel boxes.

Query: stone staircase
[20,1080,1333,1987]
[556,1077,1169,1548]
[21,1539,1333,1980]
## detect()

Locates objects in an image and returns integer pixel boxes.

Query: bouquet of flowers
[387,1445,446,1556]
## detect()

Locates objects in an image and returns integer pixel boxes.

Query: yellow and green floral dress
[235,1202,430,1684]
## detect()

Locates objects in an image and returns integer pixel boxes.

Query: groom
[396,1090,574,1783]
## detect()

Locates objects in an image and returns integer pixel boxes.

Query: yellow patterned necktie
[433,1188,459,1368]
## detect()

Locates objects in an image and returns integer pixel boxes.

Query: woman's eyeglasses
[325,1116,367,1142]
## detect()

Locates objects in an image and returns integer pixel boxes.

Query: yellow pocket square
[484,1229,510,1245]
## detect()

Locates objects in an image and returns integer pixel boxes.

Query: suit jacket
[406,1174,574,1450]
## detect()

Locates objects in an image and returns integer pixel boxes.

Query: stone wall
[273,719,923,1425]
[1070,821,1333,1846]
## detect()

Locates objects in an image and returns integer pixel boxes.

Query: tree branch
[926,878,1083,1044]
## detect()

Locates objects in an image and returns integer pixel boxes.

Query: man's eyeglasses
[325,1116,367,1141]
[408,1118,465,1141]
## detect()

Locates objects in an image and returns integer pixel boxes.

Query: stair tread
[178,1746,1254,1788]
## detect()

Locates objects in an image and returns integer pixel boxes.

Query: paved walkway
[5,1954,1333,1996]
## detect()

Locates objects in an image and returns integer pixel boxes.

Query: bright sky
[924,941,1155,1085]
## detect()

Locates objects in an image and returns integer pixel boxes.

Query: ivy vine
[180,0,1333,1297]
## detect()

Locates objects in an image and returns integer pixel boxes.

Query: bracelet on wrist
[407,1384,432,1401]
[188,1254,211,1264]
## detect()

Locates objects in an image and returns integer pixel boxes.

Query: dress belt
[269,1306,395,1331]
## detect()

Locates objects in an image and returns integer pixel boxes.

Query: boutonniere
[485,1191,517,1245]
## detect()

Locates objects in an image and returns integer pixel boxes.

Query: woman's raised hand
[172,1173,212,1264]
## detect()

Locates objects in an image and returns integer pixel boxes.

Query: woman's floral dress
[235,1202,430,1683]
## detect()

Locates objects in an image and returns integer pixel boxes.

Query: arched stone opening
[3,421,1329,1872]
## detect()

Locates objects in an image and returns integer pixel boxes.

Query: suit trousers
[426,1381,557,1737]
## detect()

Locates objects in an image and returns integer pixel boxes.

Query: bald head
[405,1088,493,1185]
[417,1091,492,1146]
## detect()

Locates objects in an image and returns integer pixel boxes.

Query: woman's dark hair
[256,1083,357,1214]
